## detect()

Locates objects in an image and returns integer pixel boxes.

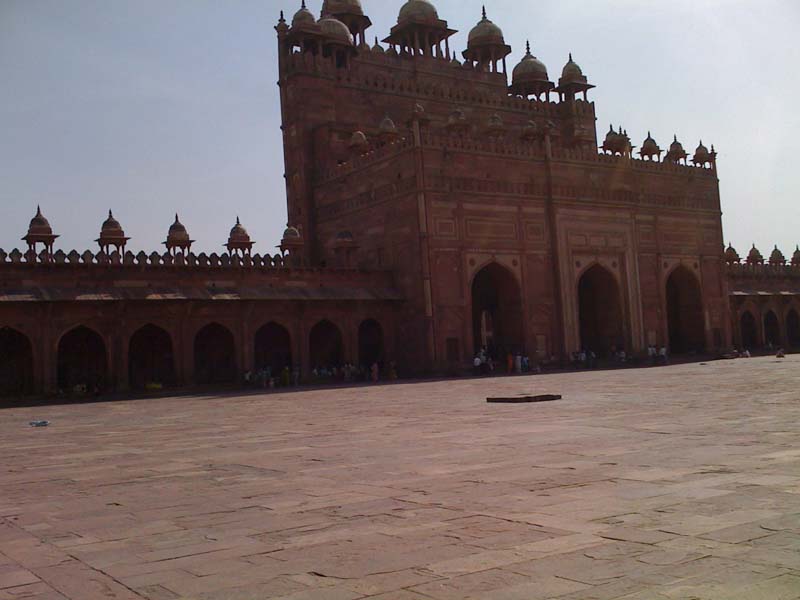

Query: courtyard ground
[1,356,799,599]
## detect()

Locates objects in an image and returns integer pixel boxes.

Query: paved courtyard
[1,357,799,599]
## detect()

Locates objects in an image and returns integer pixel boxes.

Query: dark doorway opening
[471,263,524,359]
[129,325,175,390]
[309,320,343,369]
[0,327,33,397]
[578,265,624,355]
[254,322,292,374]
[740,311,758,351]
[58,326,107,393]
[194,323,236,384]
[764,311,781,347]
[666,267,705,353]
[787,309,800,348]
[358,319,384,368]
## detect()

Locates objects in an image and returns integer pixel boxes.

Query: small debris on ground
[29,421,49,428]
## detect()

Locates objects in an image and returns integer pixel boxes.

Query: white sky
[1,0,798,257]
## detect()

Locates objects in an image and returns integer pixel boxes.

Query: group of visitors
[472,347,536,376]
[244,366,298,388]
[311,361,398,384]
[646,345,670,366]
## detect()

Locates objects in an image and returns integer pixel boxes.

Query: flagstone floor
[1,356,799,599]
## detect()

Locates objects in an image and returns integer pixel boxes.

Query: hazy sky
[2,0,799,256]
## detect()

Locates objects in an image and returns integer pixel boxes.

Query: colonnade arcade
[0,314,389,398]
[733,301,800,352]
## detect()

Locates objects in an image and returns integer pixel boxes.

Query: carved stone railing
[0,248,302,268]
[727,263,800,280]
[316,137,414,183]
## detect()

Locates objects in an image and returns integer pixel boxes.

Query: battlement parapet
[727,263,800,280]
[316,137,415,183]
[551,146,718,177]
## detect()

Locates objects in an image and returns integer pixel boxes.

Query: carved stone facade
[0,1,797,397]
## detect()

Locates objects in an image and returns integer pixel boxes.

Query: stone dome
[319,17,353,45]
[372,37,384,53]
[27,206,53,236]
[379,115,397,134]
[747,244,764,265]
[468,8,504,46]
[560,53,586,84]
[641,132,659,154]
[792,246,800,267]
[349,130,368,147]
[512,42,549,83]
[292,1,316,28]
[670,135,685,153]
[321,0,363,16]
[769,245,786,265]
[283,226,301,239]
[228,217,250,243]
[167,214,190,243]
[398,0,439,23]
[100,210,124,236]
[725,244,740,264]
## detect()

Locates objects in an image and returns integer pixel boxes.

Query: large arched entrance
[58,326,107,393]
[309,320,343,369]
[129,325,175,390]
[0,327,34,397]
[740,311,758,350]
[764,311,781,347]
[254,322,292,374]
[666,267,705,353]
[358,319,384,368]
[787,309,800,348]
[471,263,523,359]
[578,265,624,355]
[194,323,236,384]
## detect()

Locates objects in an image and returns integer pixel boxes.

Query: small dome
[522,120,539,139]
[27,206,53,236]
[349,130,368,147]
[372,37,384,53]
[560,53,586,83]
[725,243,740,264]
[448,108,466,125]
[641,131,659,153]
[168,214,190,242]
[747,244,764,264]
[319,17,353,45]
[769,245,786,265]
[292,1,316,27]
[228,217,250,243]
[670,135,685,153]
[468,7,504,46]
[512,41,549,83]
[336,230,354,241]
[283,226,301,239]
[321,0,363,16]
[100,210,124,235]
[792,246,800,266]
[398,0,439,23]
[487,113,504,132]
[379,115,397,133]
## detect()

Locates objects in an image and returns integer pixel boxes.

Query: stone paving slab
[1,357,799,599]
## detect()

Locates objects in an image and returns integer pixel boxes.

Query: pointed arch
[358,319,384,368]
[740,311,758,351]
[254,322,292,373]
[787,308,800,348]
[129,324,175,390]
[194,323,236,384]
[764,310,781,347]
[666,265,705,353]
[309,320,344,369]
[578,264,624,355]
[58,326,107,393]
[0,327,34,397]
[471,262,523,359]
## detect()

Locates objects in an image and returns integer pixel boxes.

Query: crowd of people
[244,361,398,388]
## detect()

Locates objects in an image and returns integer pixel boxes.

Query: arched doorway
[58,326,107,393]
[0,327,33,397]
[764,311,781,347]
[578,265,624,355]
[358,319,384,368]
[309,320,343,369]
[740,311,758,350]
[666,267,705,353]
[129,325,175,390]
[254,322,292,374]
[787,309,800,348]
[194,323,236,384]
[471,263,523,359]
